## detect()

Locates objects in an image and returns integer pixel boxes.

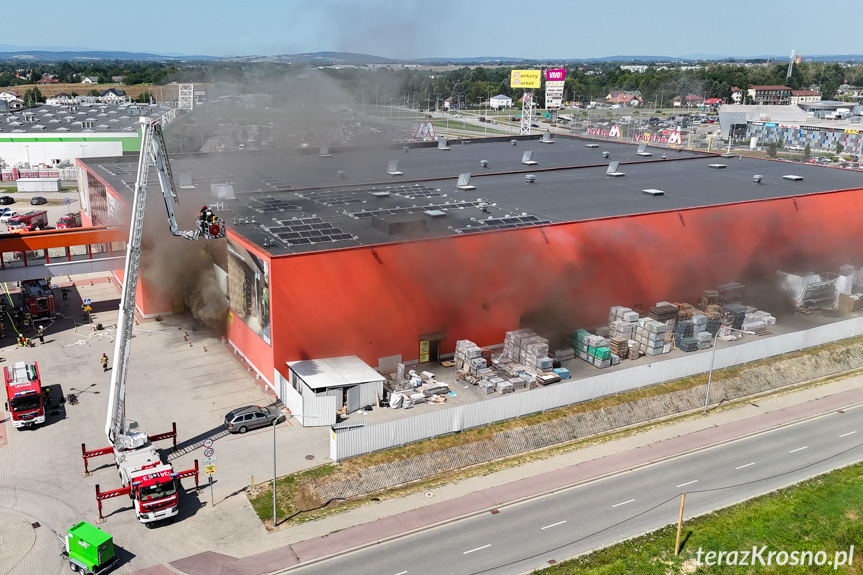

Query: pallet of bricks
[608,305,639,360]
[742,308,776,333]
[649,302,678,347]
[674,314,711,352]
[635,317,668,357]
[454,339,486,377]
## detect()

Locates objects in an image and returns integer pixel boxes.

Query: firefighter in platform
[101,353,109,372]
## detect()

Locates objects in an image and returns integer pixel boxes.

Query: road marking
[541,520,567,530]
[789,446,808,453]
[735,462,755,470]
[463,544,491,555]
[612,499,635,508]
[839,431,856,438]
[676,480,698,488]
[394,572,407,575]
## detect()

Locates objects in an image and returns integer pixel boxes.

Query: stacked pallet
[572,329,591,361]
[677,337,699,352]
[554,348,575,361]
[717,282,745,304]
[628,339,641,360]
[589,346,612,368]
[635,319,667,356]
[455,339,482,370]
[608,306,639,325]
[552,367,571,379]
[478,379,496,394]
[674,320,694,343]
[502,329,534,362]
[649,303,679,322]
[524,341,550,371]
[722,303,748,330]
[696,331,713,349]
[742,310,775,332]
[699,289,719,310]
[609,336,629,359]
[509,377,527,390]
[610,319,635,340]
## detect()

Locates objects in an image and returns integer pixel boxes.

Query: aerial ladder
[81,117,226,524]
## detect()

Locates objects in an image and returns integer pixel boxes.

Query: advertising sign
[510,70,541,89]
[545,68,566,81]
[545,79,565,110]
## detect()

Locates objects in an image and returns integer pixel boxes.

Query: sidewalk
[140,375,863,575]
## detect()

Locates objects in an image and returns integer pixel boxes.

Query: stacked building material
[677,337,699,352]
[692,314,707,334]
[455,339,482,370]
[524,341,550,371]
[706,316,722,335]
[722,303,747,330]
[554,348,575,361]
[537,356,554,371]
[717,282,745,304]
[699,289,719,311]
[649,304,679,321]
[623,310,640,322]
[478,380,496,394]
[572,329,591,360]
[696,331,713,349]
[502,329,532,361]
[610,320,635,340]
[499,362,527,378]
[611,353,621,366]
[636,318,667,356]
[509,377,526,390]
[628,339,641,360]
[609,336,629,359]
[839,293,863,313]
[591,347,612,368]
[552,367,570,379]
[535,372,561,386]
[674,320,694,347]
[497,380,514,394]
[469,357,488,375]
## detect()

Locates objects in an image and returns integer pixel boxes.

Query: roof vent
[602,151,610,159]
[525,174,536,184]
[511,139,518,146]
[753,175,763,183]
[403,146,410,153]
[708,164,727,169]
[642,188,664,196]
[337,170,346,179]
[437,138,450,150]
[424,209,446,219]
[585,143,599,148]
[370,190,390,198]
[782,175,804,181]
[480,159,489,168]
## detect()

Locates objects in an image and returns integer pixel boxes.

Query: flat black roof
[82,135,863,256]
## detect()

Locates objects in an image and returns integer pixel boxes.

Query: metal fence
[331,317,863,461]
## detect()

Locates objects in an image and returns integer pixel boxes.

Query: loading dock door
[346,385,361,414]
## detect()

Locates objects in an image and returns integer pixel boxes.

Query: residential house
[99,88,126,104]
[746,85,792,105]
[489,94,513,109]
[790,90,821,104]
[684,94,705,107]
[606,92,643,107]
[111,76,125,84]
[0,90,24,110]
[36,75,59,84]
[730,87,743,104]
[81,76,100,84]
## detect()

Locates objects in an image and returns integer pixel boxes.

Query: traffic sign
[203,455,217,465]
[205,464,216,475]
[83,298,91,305]
[203,447,214,458]
[203,439,213,448]
[65,197,71,205]
[83,305,92,312]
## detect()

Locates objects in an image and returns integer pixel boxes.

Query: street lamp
[272,412,319,528]
[704,327,755,413]
[24,145,30,169]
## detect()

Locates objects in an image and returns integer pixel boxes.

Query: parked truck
[82,117,224,524]
[57,212,82,229]
[3,361,45,429]
[20,279,56,318]
[8,209,48,231]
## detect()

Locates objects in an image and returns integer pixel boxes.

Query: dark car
[0,196,14,205]
[30,196,48,205]
[224,405,284,433]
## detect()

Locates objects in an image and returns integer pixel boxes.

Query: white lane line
[541,520,567,530]
[394,572,408,575]
[735,462,756,470]
[612,499,635,508]
[789,446,808,453]
[676,480,698,488]
[840,431,856,438]
[463,544,491,555]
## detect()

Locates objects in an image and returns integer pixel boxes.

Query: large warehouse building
[75,135,863,401]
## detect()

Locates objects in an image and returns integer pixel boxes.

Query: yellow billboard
[510,70,541,89]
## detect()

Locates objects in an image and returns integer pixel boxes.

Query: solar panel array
[267,217,353,245]
[455,215,551,234]
[303,190,366,206]
[350,200,480,219]
[259,176,292,189]
[249,196,302,213]
[386,184,442,199]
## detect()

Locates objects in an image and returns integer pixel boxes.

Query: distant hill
[0,47,861,65]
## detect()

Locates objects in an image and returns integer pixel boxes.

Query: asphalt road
[287,404,863,575]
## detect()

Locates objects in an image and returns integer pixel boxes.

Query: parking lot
[0,274,330,574]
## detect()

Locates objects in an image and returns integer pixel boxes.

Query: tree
[88,89,100,97]
[766,141,780,158]
[803,143,811,160]
[836,142,844,154]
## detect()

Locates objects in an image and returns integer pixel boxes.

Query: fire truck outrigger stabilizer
[81,117,226,524]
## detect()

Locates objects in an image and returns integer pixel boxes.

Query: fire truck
[4,361,45,428]
[20,279,56,318]
[56,212,82,229]
[81,117,225,525]
[8,210,48,231]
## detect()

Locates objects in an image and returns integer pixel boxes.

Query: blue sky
[4,0,859,59]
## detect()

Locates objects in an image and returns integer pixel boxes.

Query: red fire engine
[20,279,55,318]
[3,361,45,429]
[8,210,48,231]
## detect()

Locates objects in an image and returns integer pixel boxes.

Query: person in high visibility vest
[37,325,44,344]
[101,353,109,372]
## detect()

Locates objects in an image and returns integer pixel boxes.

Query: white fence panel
[332,318,863,460]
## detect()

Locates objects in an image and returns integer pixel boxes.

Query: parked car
[223,405,284,434]
[0,196,14,205]
[0,211,18,223]
[30,196,48,205]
